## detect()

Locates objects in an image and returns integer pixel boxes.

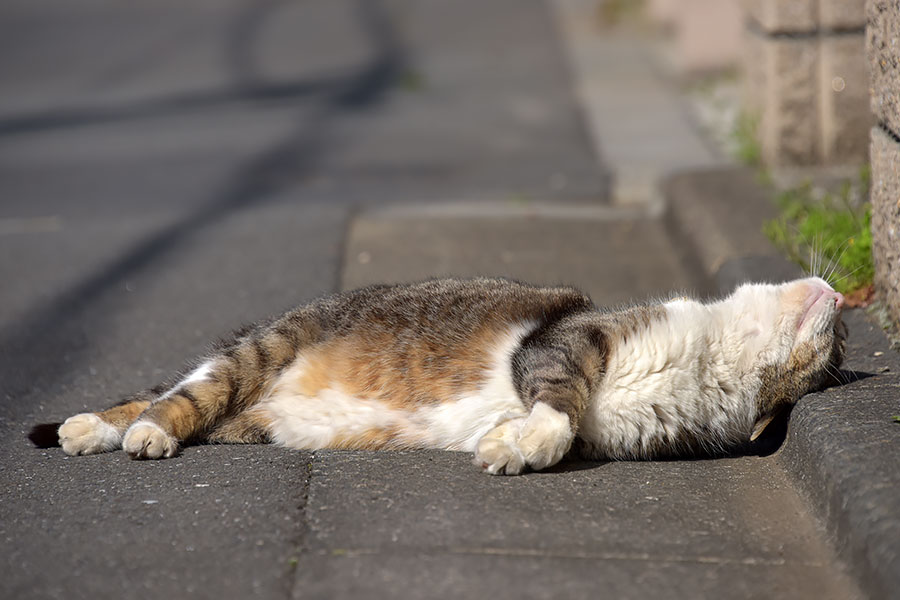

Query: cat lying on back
[53,277,846,475]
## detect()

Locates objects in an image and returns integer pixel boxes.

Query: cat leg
[58,396,153,456]
[122,367,232,459]
[206,409,273,444]
[122,341,287,458]
[476,329,598,474]
[118,317,311,458]
[515,402,576,470]
[475,401,576,475]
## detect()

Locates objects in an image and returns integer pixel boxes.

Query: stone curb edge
[661,166,900,600]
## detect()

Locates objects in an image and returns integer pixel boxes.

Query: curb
[661,166,802,291]
[662,166,900,600]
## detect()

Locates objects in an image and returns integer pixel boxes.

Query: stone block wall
[867,1,900,324]
[742,0,871,165]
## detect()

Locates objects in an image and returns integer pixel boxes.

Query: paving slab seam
[306,546,827,567]
[661,166,900,600]
[289,452,317,597]
[364,201,658,221]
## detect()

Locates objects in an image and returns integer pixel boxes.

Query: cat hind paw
[58,413,122,456]
[122,421,178,459]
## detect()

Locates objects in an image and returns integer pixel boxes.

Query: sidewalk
[2,1,896,599]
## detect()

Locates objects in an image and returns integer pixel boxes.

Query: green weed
[763,166,874,297]
[597,0,646,26]
[732,112,761,167]
[398,69,425,92]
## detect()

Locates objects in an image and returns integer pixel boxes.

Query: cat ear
[750,413,776,442]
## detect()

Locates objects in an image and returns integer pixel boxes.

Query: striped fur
[54,277,846,474]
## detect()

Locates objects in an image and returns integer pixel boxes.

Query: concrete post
[742,0,871,165]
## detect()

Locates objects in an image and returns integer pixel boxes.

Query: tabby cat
[53,277,846,474]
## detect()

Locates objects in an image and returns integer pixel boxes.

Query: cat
[51,276,846,475]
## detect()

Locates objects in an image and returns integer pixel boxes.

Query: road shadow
[545,368,877,469]
[28,423,63,448]
[536,459,610,474]
[1,0,407,411]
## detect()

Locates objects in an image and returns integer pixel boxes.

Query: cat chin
[725,277,844,367]
[772,276,842,331]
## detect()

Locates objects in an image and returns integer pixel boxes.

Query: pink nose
[834,292,845,309]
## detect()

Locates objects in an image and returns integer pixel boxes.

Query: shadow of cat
[539,368,875,472]
[29,370,874,473]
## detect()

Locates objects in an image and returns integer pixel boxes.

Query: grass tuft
[732,112,761,167]
[763,166,874,299]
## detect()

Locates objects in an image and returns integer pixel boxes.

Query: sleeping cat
[54,276,846,475]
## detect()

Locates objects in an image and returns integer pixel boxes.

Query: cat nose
[834,292,845,309]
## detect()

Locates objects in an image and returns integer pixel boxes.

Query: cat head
[722,277,847,440]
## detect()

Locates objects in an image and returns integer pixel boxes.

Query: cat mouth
[798,288,843,331]
[798,289,825,330]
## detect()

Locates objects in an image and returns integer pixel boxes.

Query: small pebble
[874,351,884,357]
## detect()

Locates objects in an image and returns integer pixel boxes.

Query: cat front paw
[58,413,122,456]
[475,404,573,475]
[122,421,178,459]
[516,403,573,471]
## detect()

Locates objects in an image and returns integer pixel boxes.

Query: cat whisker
[829,264,865,287]
[810,234,825,279]
[826,364,846,385]
[823,239,854,285]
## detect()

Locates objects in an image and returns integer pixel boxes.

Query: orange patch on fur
[286,325,509,408]
[781,285,808,310]
[329,426,407,450]
[143,395,202,441]
[208,408,274,444]
[98,400,152,430]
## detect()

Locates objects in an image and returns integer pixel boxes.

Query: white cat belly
[258,322,536,452]
[579,299,757,458]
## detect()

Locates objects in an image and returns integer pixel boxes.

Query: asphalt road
[0,1,861,599]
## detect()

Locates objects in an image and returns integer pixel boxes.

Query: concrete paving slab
[1,445,312,600]
[294,450,859,600]
[341,202,709,305]
[293,551,849,600]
